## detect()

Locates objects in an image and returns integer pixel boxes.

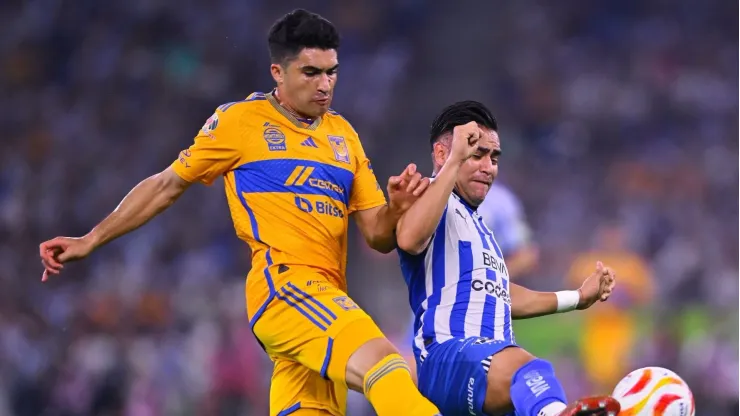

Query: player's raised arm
[396,122,481,255]
[39,105,244,281]
[510,261,617,319]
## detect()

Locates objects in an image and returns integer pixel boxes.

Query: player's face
[272,48,338,118]
[456,128,500,206]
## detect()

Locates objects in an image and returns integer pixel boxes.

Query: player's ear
[270,63,284,85]
[432,141,448,167]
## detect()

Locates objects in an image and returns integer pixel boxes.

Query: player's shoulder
[323,108,359,138]
[213,92,270,117]
[448,192,468,211]
[324,107,347,122]
[195,93,272,140]
[200,92,274,137]
[446,193,470,224]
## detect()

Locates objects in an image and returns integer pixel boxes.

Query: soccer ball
[612,367,695,416]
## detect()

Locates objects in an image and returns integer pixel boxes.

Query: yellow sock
[363,354,440,416]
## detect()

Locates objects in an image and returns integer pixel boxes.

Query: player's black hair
[429,101,497,149]
[268,9,340,64]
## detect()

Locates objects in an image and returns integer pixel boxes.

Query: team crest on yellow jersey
[328,135,350,163]
[263,122,287,151]
[333,296,359,311]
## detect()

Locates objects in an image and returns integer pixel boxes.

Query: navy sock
[509,358,567,416]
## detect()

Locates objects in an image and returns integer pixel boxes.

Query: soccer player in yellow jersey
[39,9,442,416]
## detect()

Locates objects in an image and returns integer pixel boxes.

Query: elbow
[509,305,530,320]
[509,305,525,320]
[396,230,425,256]
[365,233,396,254]
[151,170,188,205]
[374,242,396,254]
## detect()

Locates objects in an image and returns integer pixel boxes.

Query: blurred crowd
[0,0,737,415]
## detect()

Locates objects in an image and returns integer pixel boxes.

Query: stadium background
[1,0,738,414]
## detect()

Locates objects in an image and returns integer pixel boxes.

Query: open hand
[387,163,431,215]
[39,236,95,282]
[577,261,616,310]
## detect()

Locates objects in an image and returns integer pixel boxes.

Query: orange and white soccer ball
[612,367,695,416]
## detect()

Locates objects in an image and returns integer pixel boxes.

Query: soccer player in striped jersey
[403,172,539,384]
[401,182,539,384]
[395,101,621,416]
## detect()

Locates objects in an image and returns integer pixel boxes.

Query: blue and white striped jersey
[398,191,515,363]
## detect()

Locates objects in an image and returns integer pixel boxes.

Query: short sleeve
[348,139,386,213]
[171,106,244,185]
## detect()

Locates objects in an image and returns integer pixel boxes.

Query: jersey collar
[452,189,479,213]
[431,173,480,213]
[267,90,322,131]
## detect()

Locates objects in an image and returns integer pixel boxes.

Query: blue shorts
[417,337,517,416]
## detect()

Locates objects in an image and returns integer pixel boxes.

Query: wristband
[555,290,580,312]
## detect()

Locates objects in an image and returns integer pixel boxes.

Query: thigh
[417,337,517,416]
[253,270,384,386]
[269,357,347,416]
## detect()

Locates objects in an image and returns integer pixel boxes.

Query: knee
[487,347,536,387]
[353,337,400,366]
[345,337,402,391]
[484,347,537,412]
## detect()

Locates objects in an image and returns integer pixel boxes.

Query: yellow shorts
[251,266,385,416]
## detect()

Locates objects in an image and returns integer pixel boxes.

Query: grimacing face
[434,127,501,207]
[271,48,338,118]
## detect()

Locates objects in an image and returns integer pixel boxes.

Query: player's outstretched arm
[39,167,191,280]
[85,167,190,248]
[510,261,616,319]
[396,122,481,255]
[40,102,245,281]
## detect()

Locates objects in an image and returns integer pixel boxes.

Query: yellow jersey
[171,91,386,323]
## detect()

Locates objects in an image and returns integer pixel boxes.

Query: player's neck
[274,88,315,122]
[453,188,479,211]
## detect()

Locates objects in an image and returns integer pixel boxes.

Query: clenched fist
[450,121,482,163]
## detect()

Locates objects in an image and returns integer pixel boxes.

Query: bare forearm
[511,289,558,319]
[87,171,187,249]
[396,160,461,254]
[366,204,402,254]
[510,282,560,319]
[510,283,584,319]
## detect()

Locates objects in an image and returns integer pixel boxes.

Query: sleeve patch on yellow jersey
[201,112,219,136]
[333,296,359,311]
